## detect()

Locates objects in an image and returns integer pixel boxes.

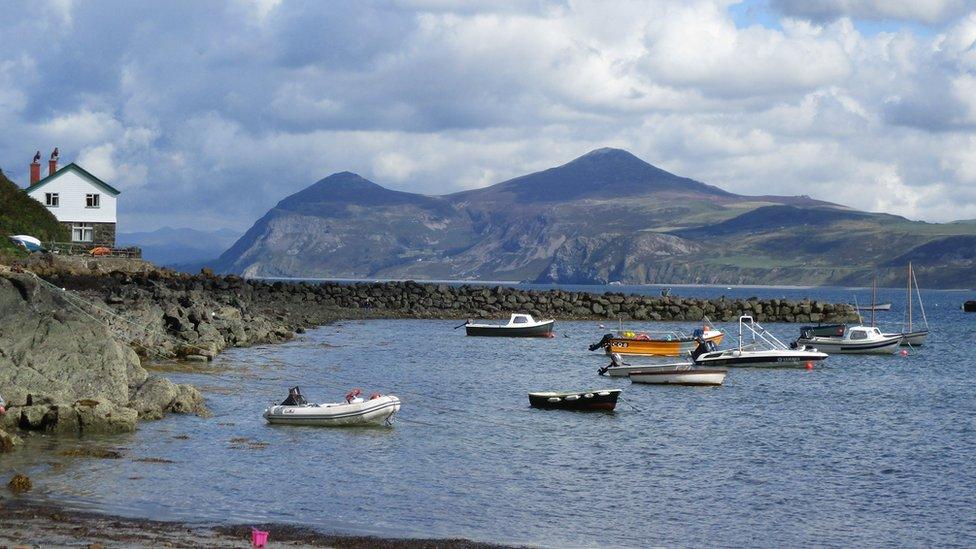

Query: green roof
[22,162,121,196]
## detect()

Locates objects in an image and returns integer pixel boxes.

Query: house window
[71,223,94,243]
[45,193,59,207]
[86,193,100,208]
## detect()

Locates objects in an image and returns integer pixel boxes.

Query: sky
[2,0,976,232]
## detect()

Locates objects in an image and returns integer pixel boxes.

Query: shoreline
[0,497,515,548]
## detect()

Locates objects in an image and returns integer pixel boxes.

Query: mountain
[0,168,68,257]
[118,227,240,266]
[213,148,976,288]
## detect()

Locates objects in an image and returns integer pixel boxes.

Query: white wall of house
[27,169,117,223]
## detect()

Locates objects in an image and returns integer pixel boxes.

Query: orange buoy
[900,349,909,356]
[805,361,814,370]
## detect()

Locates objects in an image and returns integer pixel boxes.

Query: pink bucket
[251,527,269,547]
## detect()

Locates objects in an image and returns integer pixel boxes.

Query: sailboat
[884,262,929,346]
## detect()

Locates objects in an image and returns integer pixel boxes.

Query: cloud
[1,0,976,231]
[770,0,970,25]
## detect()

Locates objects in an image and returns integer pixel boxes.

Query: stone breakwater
[50,270,859,329]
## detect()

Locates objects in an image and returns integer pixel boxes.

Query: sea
[3,283,975,548]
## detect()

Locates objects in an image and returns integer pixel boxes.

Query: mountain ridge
[212,148,976,288]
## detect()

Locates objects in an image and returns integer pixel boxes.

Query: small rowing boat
[528,389,620,411]
[263,387,401,427]
[463,313,554,337]
[628,364,727,386]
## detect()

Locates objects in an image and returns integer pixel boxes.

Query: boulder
[75,399,138,434]
[130,376,179,420]
[0,428,22,453]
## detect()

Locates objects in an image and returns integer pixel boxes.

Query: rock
[130,376,179,420]
[0,428,22,453]
[184,354,209,362]
[8,473,32,492]
[19,404,54,430]
[75,399,138,434]
[169,385,209,416]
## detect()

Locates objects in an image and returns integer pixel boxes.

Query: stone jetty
[47,269,859,328]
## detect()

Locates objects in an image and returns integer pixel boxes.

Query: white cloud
[2,0,976,230]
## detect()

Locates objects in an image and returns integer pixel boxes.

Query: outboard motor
[598,353,627,376]
[588,333,615,352]
[281,386,308,406]
[690,339,716,363]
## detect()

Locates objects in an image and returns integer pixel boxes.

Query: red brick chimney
[29,150,41,184]
[48,147,59,176]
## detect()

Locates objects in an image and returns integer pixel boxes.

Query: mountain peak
[275,170,453,217]
[317,171,378,189]
[575,147,640,160]
[453,148,733,203]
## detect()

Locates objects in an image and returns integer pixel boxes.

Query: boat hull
[695,350,828,368]
[629,366,727,386]
[855,302,891,311]
[899,330,928,346]
[465,321,554,337]
[605,332,724,357]
[264,396,401,426]
[800,324,846,338]
[528,389,620,411]
[794,336,901,354]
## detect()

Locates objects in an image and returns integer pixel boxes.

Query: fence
[44,241,142,258]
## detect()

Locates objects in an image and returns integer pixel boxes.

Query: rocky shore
[0,257,858,455]
[0,499,510,548]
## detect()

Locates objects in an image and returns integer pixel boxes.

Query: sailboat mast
[871,273,876,327]
[907,262,913,332]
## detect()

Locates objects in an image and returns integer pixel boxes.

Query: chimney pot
[29,150,41,184]
[48,147,59,177]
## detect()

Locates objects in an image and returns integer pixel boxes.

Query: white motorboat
[694,316,828,368]
[628,363,727,386]
[795,325,901,355]
[264,387,401,427]
[462,313,554,337]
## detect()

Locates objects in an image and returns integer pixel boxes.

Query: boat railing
[738,315,789,351]
[615,329,689,339]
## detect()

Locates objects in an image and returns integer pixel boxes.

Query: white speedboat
[694,316,828,368]
[629,363,727,386]
[795,325,901,355]
[463,313,554,337]
[264,387,401,427]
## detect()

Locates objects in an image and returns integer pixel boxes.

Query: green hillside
[0,168,68,258]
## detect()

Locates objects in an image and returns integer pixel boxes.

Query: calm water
[4,285,976,547]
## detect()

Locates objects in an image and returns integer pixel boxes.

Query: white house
[23,153,121,247]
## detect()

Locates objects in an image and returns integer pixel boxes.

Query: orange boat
[589,325,724,357]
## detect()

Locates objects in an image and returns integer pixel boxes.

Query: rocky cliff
[0,270,206,449]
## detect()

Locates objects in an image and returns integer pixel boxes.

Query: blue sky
[1,0,976,232]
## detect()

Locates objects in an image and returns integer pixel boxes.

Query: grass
[0,168,68,262]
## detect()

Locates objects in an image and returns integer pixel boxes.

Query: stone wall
[58,221,116,247]
[48,271,859,326]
